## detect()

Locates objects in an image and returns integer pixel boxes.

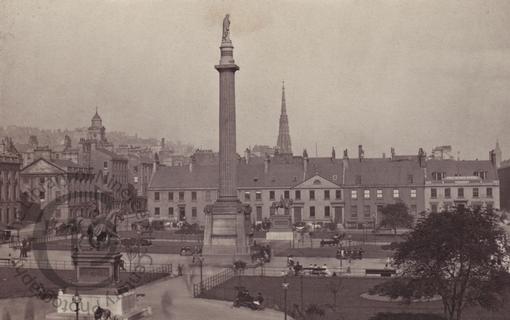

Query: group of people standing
[336,247,364,260]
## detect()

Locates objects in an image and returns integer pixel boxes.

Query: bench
[365,269,396,277]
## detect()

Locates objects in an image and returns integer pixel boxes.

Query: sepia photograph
[0,1,510,319]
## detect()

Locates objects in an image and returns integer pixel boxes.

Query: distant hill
[0,125,194,155]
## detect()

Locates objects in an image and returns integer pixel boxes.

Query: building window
[269,191,275,201]
[431,188,437,199]
[432,172,445,181]
[351,205,358,218]
[244,192,251,201]
[364,190,370,199]
[376,189,383,199]
[472,188,479,198]
[256,206,262,221]
[39,177,45,184]
[487,187,493,198]
[309,190,315,200]
[56,191,62,204]
[410,189,417,198]
[324,190,330,200]
[154,207,160,216]
[255,191,262,201]
[360,205,369,218]
[191,191,197,201]
[393,189,399,199]
[335,190,341,200]
[351,190,357,199]
[407,174,414,184]
[458,188,464,198]
[39,191,45,200]
[444,188,451,198]
[410,205,417,214]
[179,192,185,201]
[431,204,438,213]
[474,171,488,179]
[168,192,174,201]
[205,191,211,201]
[284,190,290,199]
[270,206,276,216]
[309,206,315,218]
[324,206,330,217]
[154,192,160,201]
[192,207,197,218]
[295,190,301,200]
[168,207,174,216]
[103,161,108,169]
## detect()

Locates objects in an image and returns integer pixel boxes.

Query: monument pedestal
[45,290,151,320]
[267,214,294,241]
[202,200,251,264]
[45,250,150,319]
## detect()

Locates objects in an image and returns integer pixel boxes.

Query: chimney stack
[303,149,309,179]
[418,148,426,167]
[331,147,336,160]
[390,147,395,159]
[189,155,195,172]
[264,153,270,174]
[490,149,496,166]
[382,152,386,159]
[358,145,364,162]
[244,148,251,164]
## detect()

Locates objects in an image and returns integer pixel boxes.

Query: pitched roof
[52,159,86,169]
[96,148,127,161]
[344,158,424,186]
[426,159,497,180]
[150,158,345,190]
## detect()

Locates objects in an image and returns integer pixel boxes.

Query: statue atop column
[222,14,231,43]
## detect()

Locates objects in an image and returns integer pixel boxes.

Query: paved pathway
[138,273,290,320]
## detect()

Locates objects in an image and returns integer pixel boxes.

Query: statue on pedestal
[77,209,124,250]
[222,14,231,43]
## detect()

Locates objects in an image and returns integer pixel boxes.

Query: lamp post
[71,289,82,320]
[197,255,205,291]
[282,277,289,320]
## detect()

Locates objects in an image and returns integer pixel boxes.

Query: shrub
[369,312,445,320]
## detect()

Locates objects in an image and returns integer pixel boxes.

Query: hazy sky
[0,0,509,159]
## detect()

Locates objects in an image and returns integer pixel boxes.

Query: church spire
[276,81,292,154]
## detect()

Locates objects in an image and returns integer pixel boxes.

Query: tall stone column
[216,40,239,201]
[203,15,250,259]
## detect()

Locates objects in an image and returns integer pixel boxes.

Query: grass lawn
[0,267,169,299]
[201,276,509,320]
[274,244,394,259]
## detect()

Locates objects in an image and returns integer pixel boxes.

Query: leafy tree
[371,207,510,320]
[305,304,325,320]
[379,202,413,235]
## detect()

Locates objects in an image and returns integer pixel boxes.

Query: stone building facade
[20,158,96,221]
[147,151,433,228]
[0,138,22,225]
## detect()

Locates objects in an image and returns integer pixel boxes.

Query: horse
[76,209,125,250]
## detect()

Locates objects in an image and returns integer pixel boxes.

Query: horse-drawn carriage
[319,233,345,247]
[250,244,271,263]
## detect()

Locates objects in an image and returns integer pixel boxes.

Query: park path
[125,267,291,320]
